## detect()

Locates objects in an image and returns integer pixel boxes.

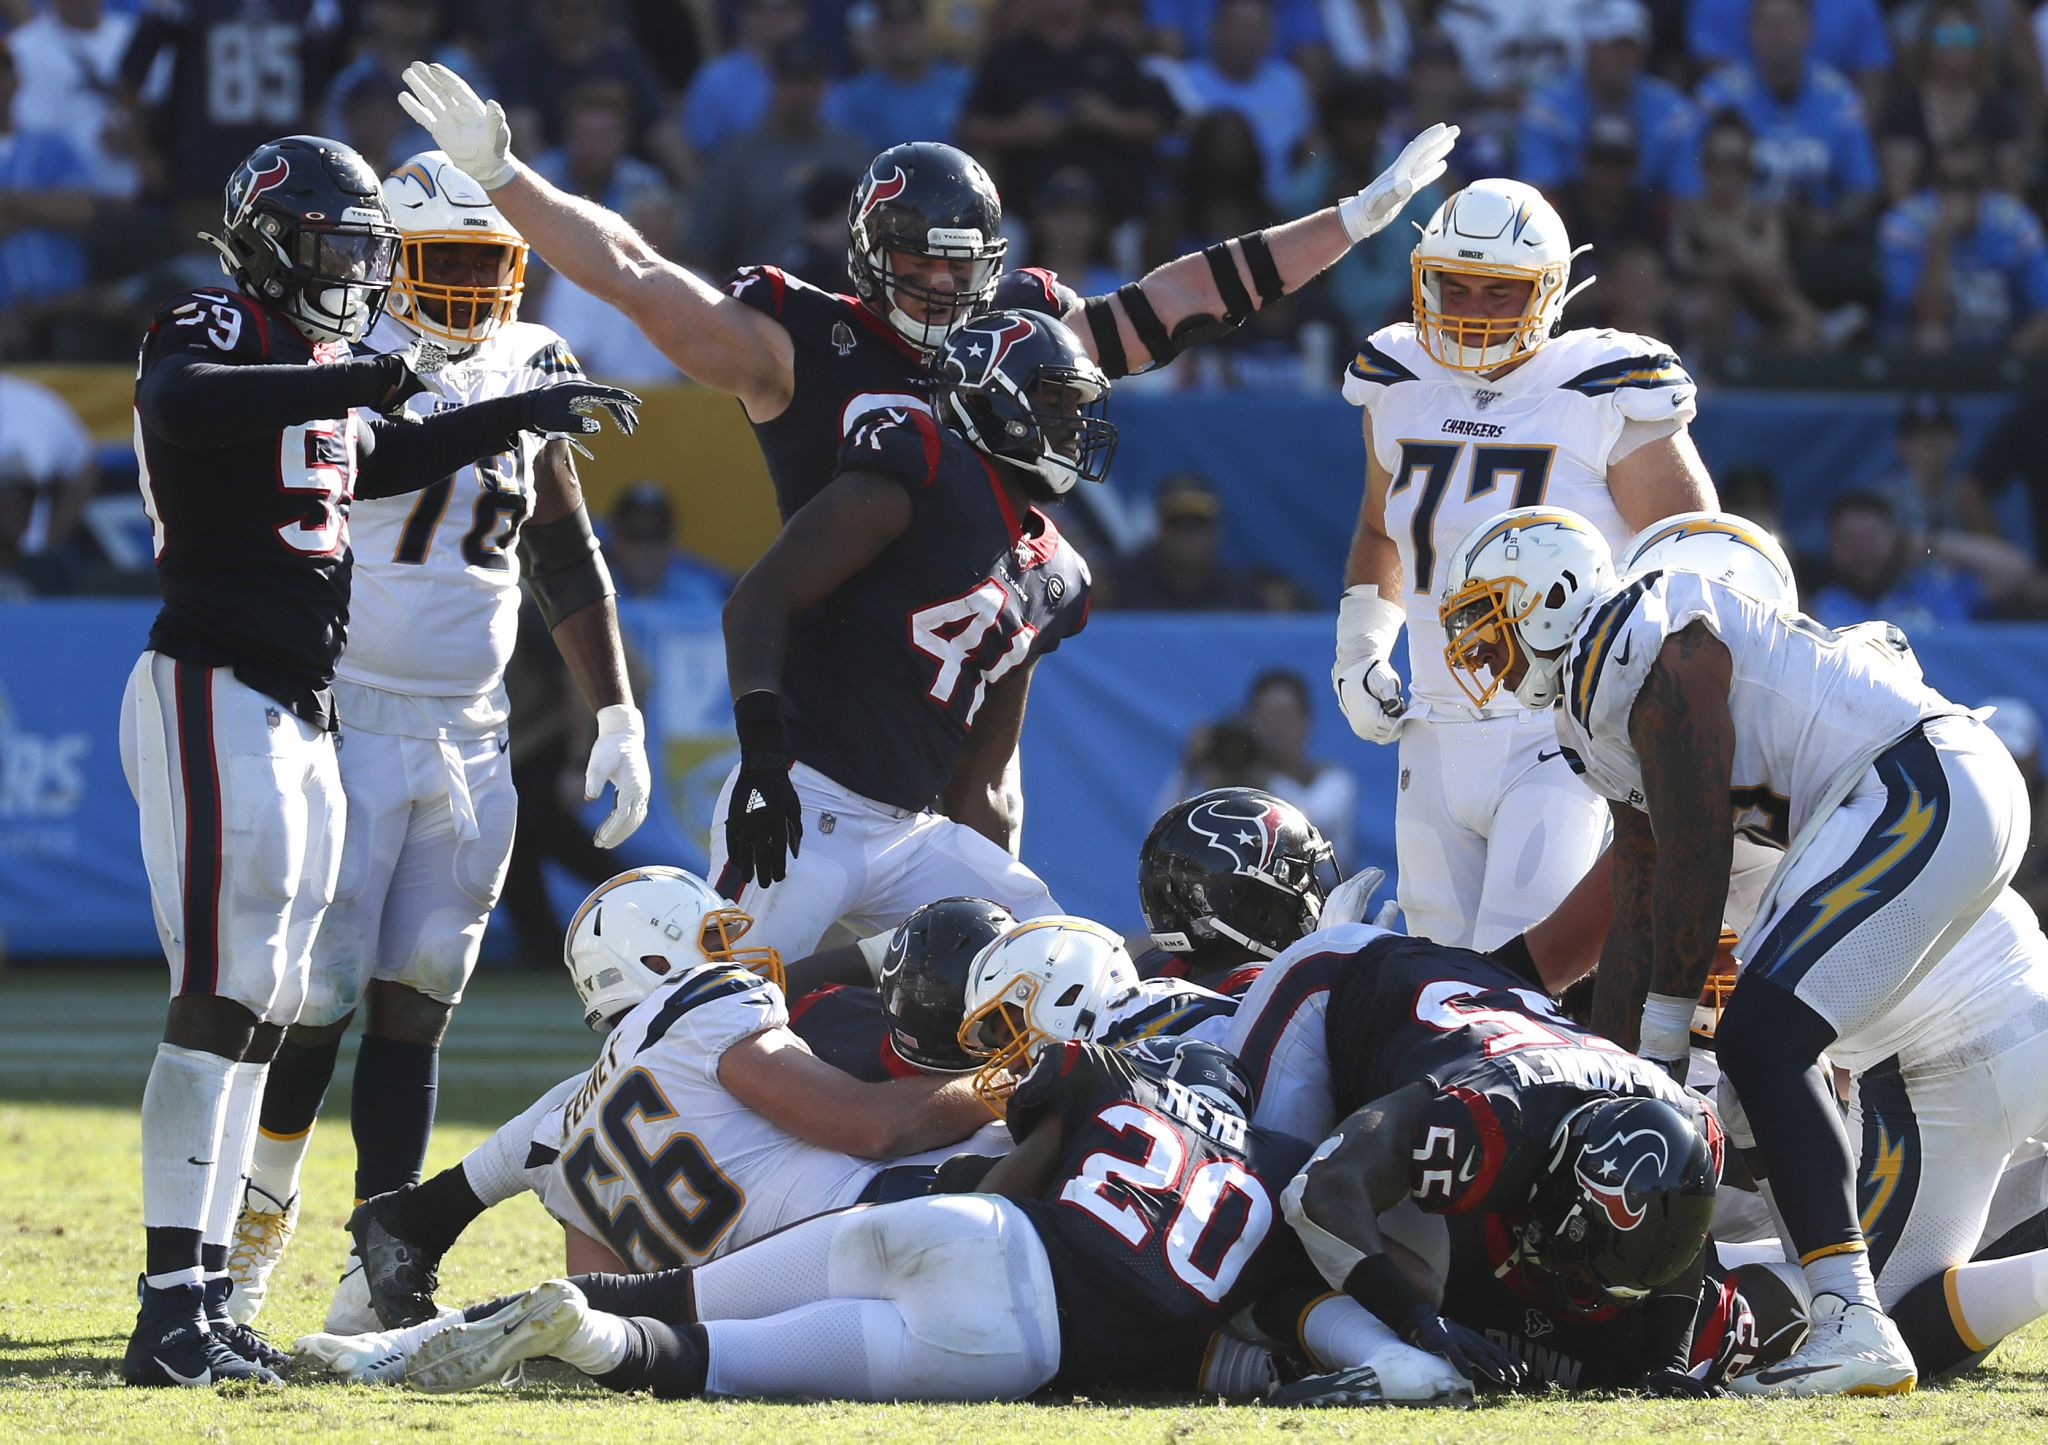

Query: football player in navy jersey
[119,133,638,1389]
[711,310,1101,956]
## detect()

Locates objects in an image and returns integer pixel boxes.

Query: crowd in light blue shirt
[1686,0,1893,77]
[1694,58,1878,209]
[1517,71,1703,196]
[0,128,91,314]
[1880,191,2048,344]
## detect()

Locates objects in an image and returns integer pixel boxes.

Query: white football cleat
[324,1251,379,1335]
[1730,1292,1917,1397]
[406,1279,587,1394]
[224,1185,298,1325]
[292,1328,413,1386]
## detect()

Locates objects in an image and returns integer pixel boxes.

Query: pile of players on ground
[265,514,2048,1405]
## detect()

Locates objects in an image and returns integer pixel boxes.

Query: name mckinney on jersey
[1441,418,1506,438]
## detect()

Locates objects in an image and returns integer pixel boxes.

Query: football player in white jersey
[228,151,654,1331]
[1532,514,2048,1387]
[1332,178,1716,951]
[1438,505,2029,1396]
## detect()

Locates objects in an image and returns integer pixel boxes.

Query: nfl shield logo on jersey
[831,321,856,356]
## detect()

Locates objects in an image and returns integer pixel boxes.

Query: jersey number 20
[1062,1101,1273,1303]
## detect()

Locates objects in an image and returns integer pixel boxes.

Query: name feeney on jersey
[725,263,1077,520]
[1006,1040,1311,1391]
[135,287,361,729]
[786,406,1089,811]
[1343,325,1696,717]
[526,963,893,1272]
[1555,569,1962,848]
[339,317,583,711]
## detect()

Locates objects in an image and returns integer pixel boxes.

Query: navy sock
[1892,1267,1994,1381]
[144,1226,203,1281]
[259,1032,343,1138]
[568,1268,696,1322]
[593,1318,709,1398]
[199,1242,226,1274]
[351,1036,440,1200]
[388,1163,487,1256]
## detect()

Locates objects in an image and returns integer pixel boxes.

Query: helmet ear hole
[1547,580,1570,608]
[641,954,672,976]
[1054,983,1084,1008]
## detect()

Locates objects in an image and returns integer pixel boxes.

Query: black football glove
[725,690,802,889]
[516,379,643,449]
[365,340,447,420]
[1405,1313,1527,1391]
[1633,1365,1723,1399]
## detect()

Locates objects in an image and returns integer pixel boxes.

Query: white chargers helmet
[956,915,1140,1115]
[564,867,783,1031]
[1412,178,1593,371]
[382,150,528,348]
[1439,506,1617,710]
[1621,511,1798,607]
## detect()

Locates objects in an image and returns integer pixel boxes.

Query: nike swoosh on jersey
[155,1357,211,1386]
[1615,634,1633,668]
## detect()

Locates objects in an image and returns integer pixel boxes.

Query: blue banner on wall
[6,599,2045,959]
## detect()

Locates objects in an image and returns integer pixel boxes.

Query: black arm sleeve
[136,353,417,449]
[356,396,529,500]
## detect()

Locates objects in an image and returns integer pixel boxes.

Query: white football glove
[1332,585,1409,745]
[1338,122,1460,244]
[585,703,651,849]
[397,61,516,190]
[1321,865,1386,928]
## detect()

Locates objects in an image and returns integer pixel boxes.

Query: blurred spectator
[6,0,142,200]
[1161,714,1264,804]
[1877,0,2024,205]
[1246,668,1358,864]
[688,39,870,276]
[680,0,809,156]
[1719,461,1788,535]
[1687,0,1893,104]
[1517,0,1698,199]
[0,43,96,342]
[1022,167,1124,296]
[1809,490,1985,630]
[1549,113,1666,259]
[320,0,482,166]
[1280,76,1409,340]
[1579,240,1683,342]
[1873,392,2047,613]
[333,65,413,172]
[1149,109,1272,264]
[1981,696,2048,920]
[625,0,718,94]
[0,369,94,571]
[1156,0,1312,204]
[1435,0,1586,104]
[1115,472,1268,610]
[533,80,669,211]
[1309,0,1411,82]
[1397,33,1515,187]
[118,0,347,218]
[1667,110,1827,346]
[823,0,971,152]
[1878,140,2048,352]
[493,0,685,183]
[0,469,71,598]
[957,0,1174,227]
[1693,0,1881,250]
[783,166,861,289]
[1249,565,1319,610]
[605,482,733,612]
[535,185,688,382]
[1963,376,2048,563]
[1148,0,1324,63]
[1891,0,2044,125]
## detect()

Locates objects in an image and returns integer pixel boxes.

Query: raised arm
[1065,125,1458,376]
[398,62,794,415]
[1628,622,1736,1077]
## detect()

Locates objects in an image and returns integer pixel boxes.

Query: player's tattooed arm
[1629,622,1736,1011]
[722,470,914,699]
[1592,804,1659,1049]
[941,661,1037,851]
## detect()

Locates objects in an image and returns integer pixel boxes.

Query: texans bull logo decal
[951,314,1036,388]
[1185,795,1286,878]
[234,155,290,225]
[1575,1126,1672,1231]
[857,165,908,225]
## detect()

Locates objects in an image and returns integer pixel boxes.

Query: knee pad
[1713,973,1833,1082]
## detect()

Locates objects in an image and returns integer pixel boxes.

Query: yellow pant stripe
[1944,1268,1990,1353]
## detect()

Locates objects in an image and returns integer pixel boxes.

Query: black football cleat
[348,1188,443,1329]
[202,1274,294,1375]
[122,1277,280,1387]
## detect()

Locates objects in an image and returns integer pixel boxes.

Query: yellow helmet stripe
[1634,517,1775,556]
[1460,510,1588,568]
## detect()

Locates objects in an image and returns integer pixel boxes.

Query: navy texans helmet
[1122,1035,1255,1121]
[202,135,401,344]
[877,897,1017,1073]
[1139,787,1337,962]
[847,141,1006,350]
[936,308,1116,501]
[1521,1096,1720,1302]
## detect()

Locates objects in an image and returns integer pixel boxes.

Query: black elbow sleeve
[521,503,615,629]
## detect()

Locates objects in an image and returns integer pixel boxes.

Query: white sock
[702,1301,895,1399]
[202,1061,269,1255]
[141,1043,235,1280]
[247,1122,314,1209]
[463,1073,583,1206]
[1804,1248,1881,1312]
[555,1305,634,1374]
[1946,1251,2048,1346]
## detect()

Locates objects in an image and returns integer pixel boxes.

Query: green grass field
[7,968,2048,1441]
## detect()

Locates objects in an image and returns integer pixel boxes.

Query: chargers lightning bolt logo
[1782,785,1938,957]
